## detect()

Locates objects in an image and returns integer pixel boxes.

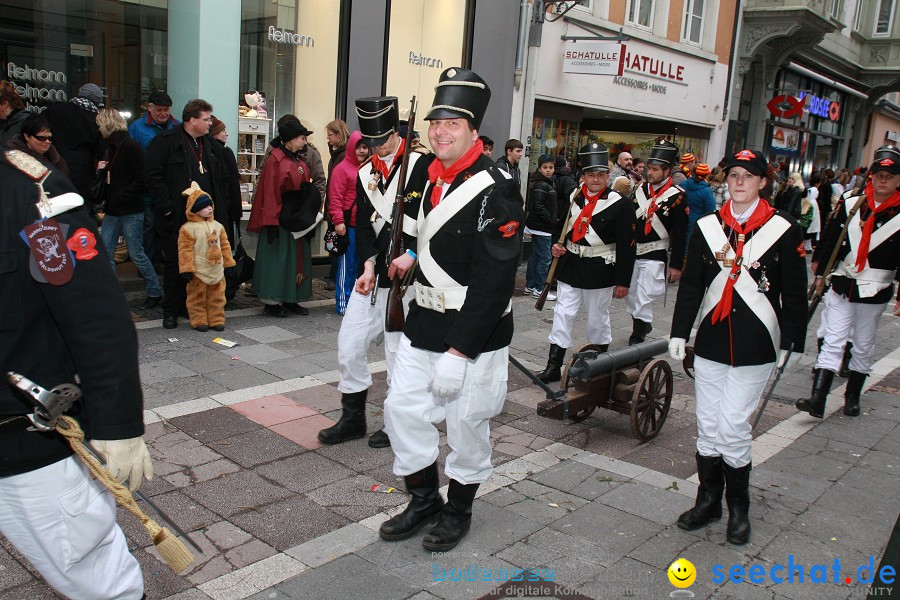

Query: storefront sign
[563,42,625,76]
[267,26,314,47]
[771,126,800,154]
[6,62,67,105]
[622,48,685,82]
[797,92,840,122]
[766,95,804,119]
[611,76,667,95]
[408,52,443,69]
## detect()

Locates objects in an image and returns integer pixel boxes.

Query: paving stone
[762,449,853,482]
[246,589,293,600]
[579,556,715,600]
[183,471,295,518]
[858,448,899,476]
[275,554,417,600]
[495,526,614,584]
[758,528,870,594]
[185,555,233,586]
[750,465,832,504]
[234,325,302,343]
[140,359,198,385]
[284,523,379,568]
[213,427,305,468]
[806,416,896,449]
[815,479,898,523]
[785,434,869,466]
[0,581,64,600]
[626,529,697,570]
[132,547,193,598]
[792,505,893,556]
[492,479,588,524]
[305,474,408,521]
[220,344,293,365]
[255,358,325,380]
[315,434,397,471]
[169,407,262,443]
[201,521,254,552]
[147,490,221,532]
[148,375,230,404]
[224,538,278,569]
[618,444,698,479]
[270,414,337,449]
[147,429,225,468]
[563,426,645,459]
[282,384,343,413]
[255,452,356,494]
[164,349,237,376]
[164,458,242,488]
[0,545,32,591]
[230,496,350,551]
[203,364,282,390]
[599,480,695,525]
[550,500,664,556]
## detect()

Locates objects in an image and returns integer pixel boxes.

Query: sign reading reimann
[563,42,626,76]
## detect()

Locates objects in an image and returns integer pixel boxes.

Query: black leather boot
[839,342,854,377]
[843,371,867,417]
[422,479,480,551]
[813,338,824,373]
[677,454,724,530]
[598,344,609,352]
[536,344,566,383]
[318,390,367,444]
[379,463,444,541]
[628,318,652,345]
[368,428,391,448]
[796,368,835,419]
[723,462,751,545]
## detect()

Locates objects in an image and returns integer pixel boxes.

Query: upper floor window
[683,0,705,45]
[852,0,864,30]
[875,0,896,34]
[627,0,654,28]
[827,0,843,19]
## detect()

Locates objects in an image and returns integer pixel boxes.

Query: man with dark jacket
[552,155,578,239]
[44,83,105,198]
[496,138,523,187]
[145,98,236,329]
[524,154,558,298]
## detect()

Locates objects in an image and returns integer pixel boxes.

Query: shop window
[874,0,895,35]
[626,0,654,29]
[682,0,705,45]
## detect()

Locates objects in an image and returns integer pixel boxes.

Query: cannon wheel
[630,358,673,441]
[561,344,606,422]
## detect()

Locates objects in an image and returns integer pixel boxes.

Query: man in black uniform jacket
[381,67,524,552]
[536,142,637,383]
[798,144,900,418]
[0,150,151,598]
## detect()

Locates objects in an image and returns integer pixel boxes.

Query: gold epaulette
[4,150,49,181]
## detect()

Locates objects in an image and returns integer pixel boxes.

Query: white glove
[428,352,469,401]
[669,337,687,361]
[777,349,793,369]
[92,437,154,492]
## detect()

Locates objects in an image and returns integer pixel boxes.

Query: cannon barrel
[567,339,670,383]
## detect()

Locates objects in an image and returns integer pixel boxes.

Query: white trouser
[0,456,143,600]
[384,336,508,483]
[625,258,665,323]
[816,289,885,374]
[694,357,774,468]
[548,281,614,348]
[337,289,406,393]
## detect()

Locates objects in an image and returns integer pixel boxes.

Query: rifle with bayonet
[384,96,417,332]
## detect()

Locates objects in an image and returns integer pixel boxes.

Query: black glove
[266,225,279,244]
[181,272,193,282]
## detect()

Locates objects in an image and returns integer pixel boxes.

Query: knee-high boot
[676,454,724,530]
[536,344,566,383]
[795,368,835,419]
[839,342,854,378]
[628,317,652,345]
[843,370,867,417]
[379,462,444,541]
[723,462,751,545]
[318,390,367,444]
[422,479,480,552]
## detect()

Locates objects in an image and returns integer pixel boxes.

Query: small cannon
[510,339,673,441]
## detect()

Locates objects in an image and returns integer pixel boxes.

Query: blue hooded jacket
[680,177,716,252]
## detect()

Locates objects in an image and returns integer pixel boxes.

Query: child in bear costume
[178,182,236,331]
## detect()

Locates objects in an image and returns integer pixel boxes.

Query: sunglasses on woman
[33,135,53,142]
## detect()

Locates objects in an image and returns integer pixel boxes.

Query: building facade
[729,0,900,176]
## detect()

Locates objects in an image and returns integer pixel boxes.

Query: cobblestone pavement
[2,264,897,600]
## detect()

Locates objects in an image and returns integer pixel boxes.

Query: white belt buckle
[433,290,445,313]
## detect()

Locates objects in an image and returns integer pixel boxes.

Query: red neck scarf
[372,139,405,181]
[644,177,674,235]
[571,185,605,242]
[856,182,900,271]
[427,140,484,208]
[710,199,775,324]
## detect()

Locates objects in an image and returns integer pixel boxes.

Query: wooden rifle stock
[384,96,417,332]
[807,194,867,324]
[535,194,578,311]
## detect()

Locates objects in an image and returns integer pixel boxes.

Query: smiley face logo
[668,558,696,588]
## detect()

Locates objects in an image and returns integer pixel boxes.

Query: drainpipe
[514,0,529,89]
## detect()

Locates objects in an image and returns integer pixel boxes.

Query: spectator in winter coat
[524,155,558,299]
[6,115,69,176]
[708,166,729,209]
[327,131,368,314]
[552,155,578,239]
[44,83,105,198]
[324,119,350,290]
[0,80,29,145]
[776,172,805,220]
[496,138,523,187]
[209,115,242,246]
[680,163,716,251]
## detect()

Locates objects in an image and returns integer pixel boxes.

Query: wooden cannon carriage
[510,339,674,441]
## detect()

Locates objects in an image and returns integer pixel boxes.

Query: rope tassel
[55,416,195,573]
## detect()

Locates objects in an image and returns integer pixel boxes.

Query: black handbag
[89,149,110,213]
[225,224,255,301]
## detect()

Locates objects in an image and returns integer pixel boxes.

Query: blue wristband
[406,249,417,260]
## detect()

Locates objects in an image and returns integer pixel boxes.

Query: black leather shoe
[263,304,287,317]
[140,296,162,310]
[211,324,225,332]
[723,462,752,545]
[318,391,367,444]
[163,314,178,329]
[536,344,566,384]
[368,429,391,448]
[193,325,209,332]
[380,463,444,541]
[422,480,480,551]
[677,454,724,530]
[283,302,309,316]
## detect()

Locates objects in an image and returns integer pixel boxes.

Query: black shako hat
[424,67,491,130]
[723,149,768,177]
[577,142,610,173]
[646,140,680,168]
[355,97,400,147]
[870,145,900,176]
